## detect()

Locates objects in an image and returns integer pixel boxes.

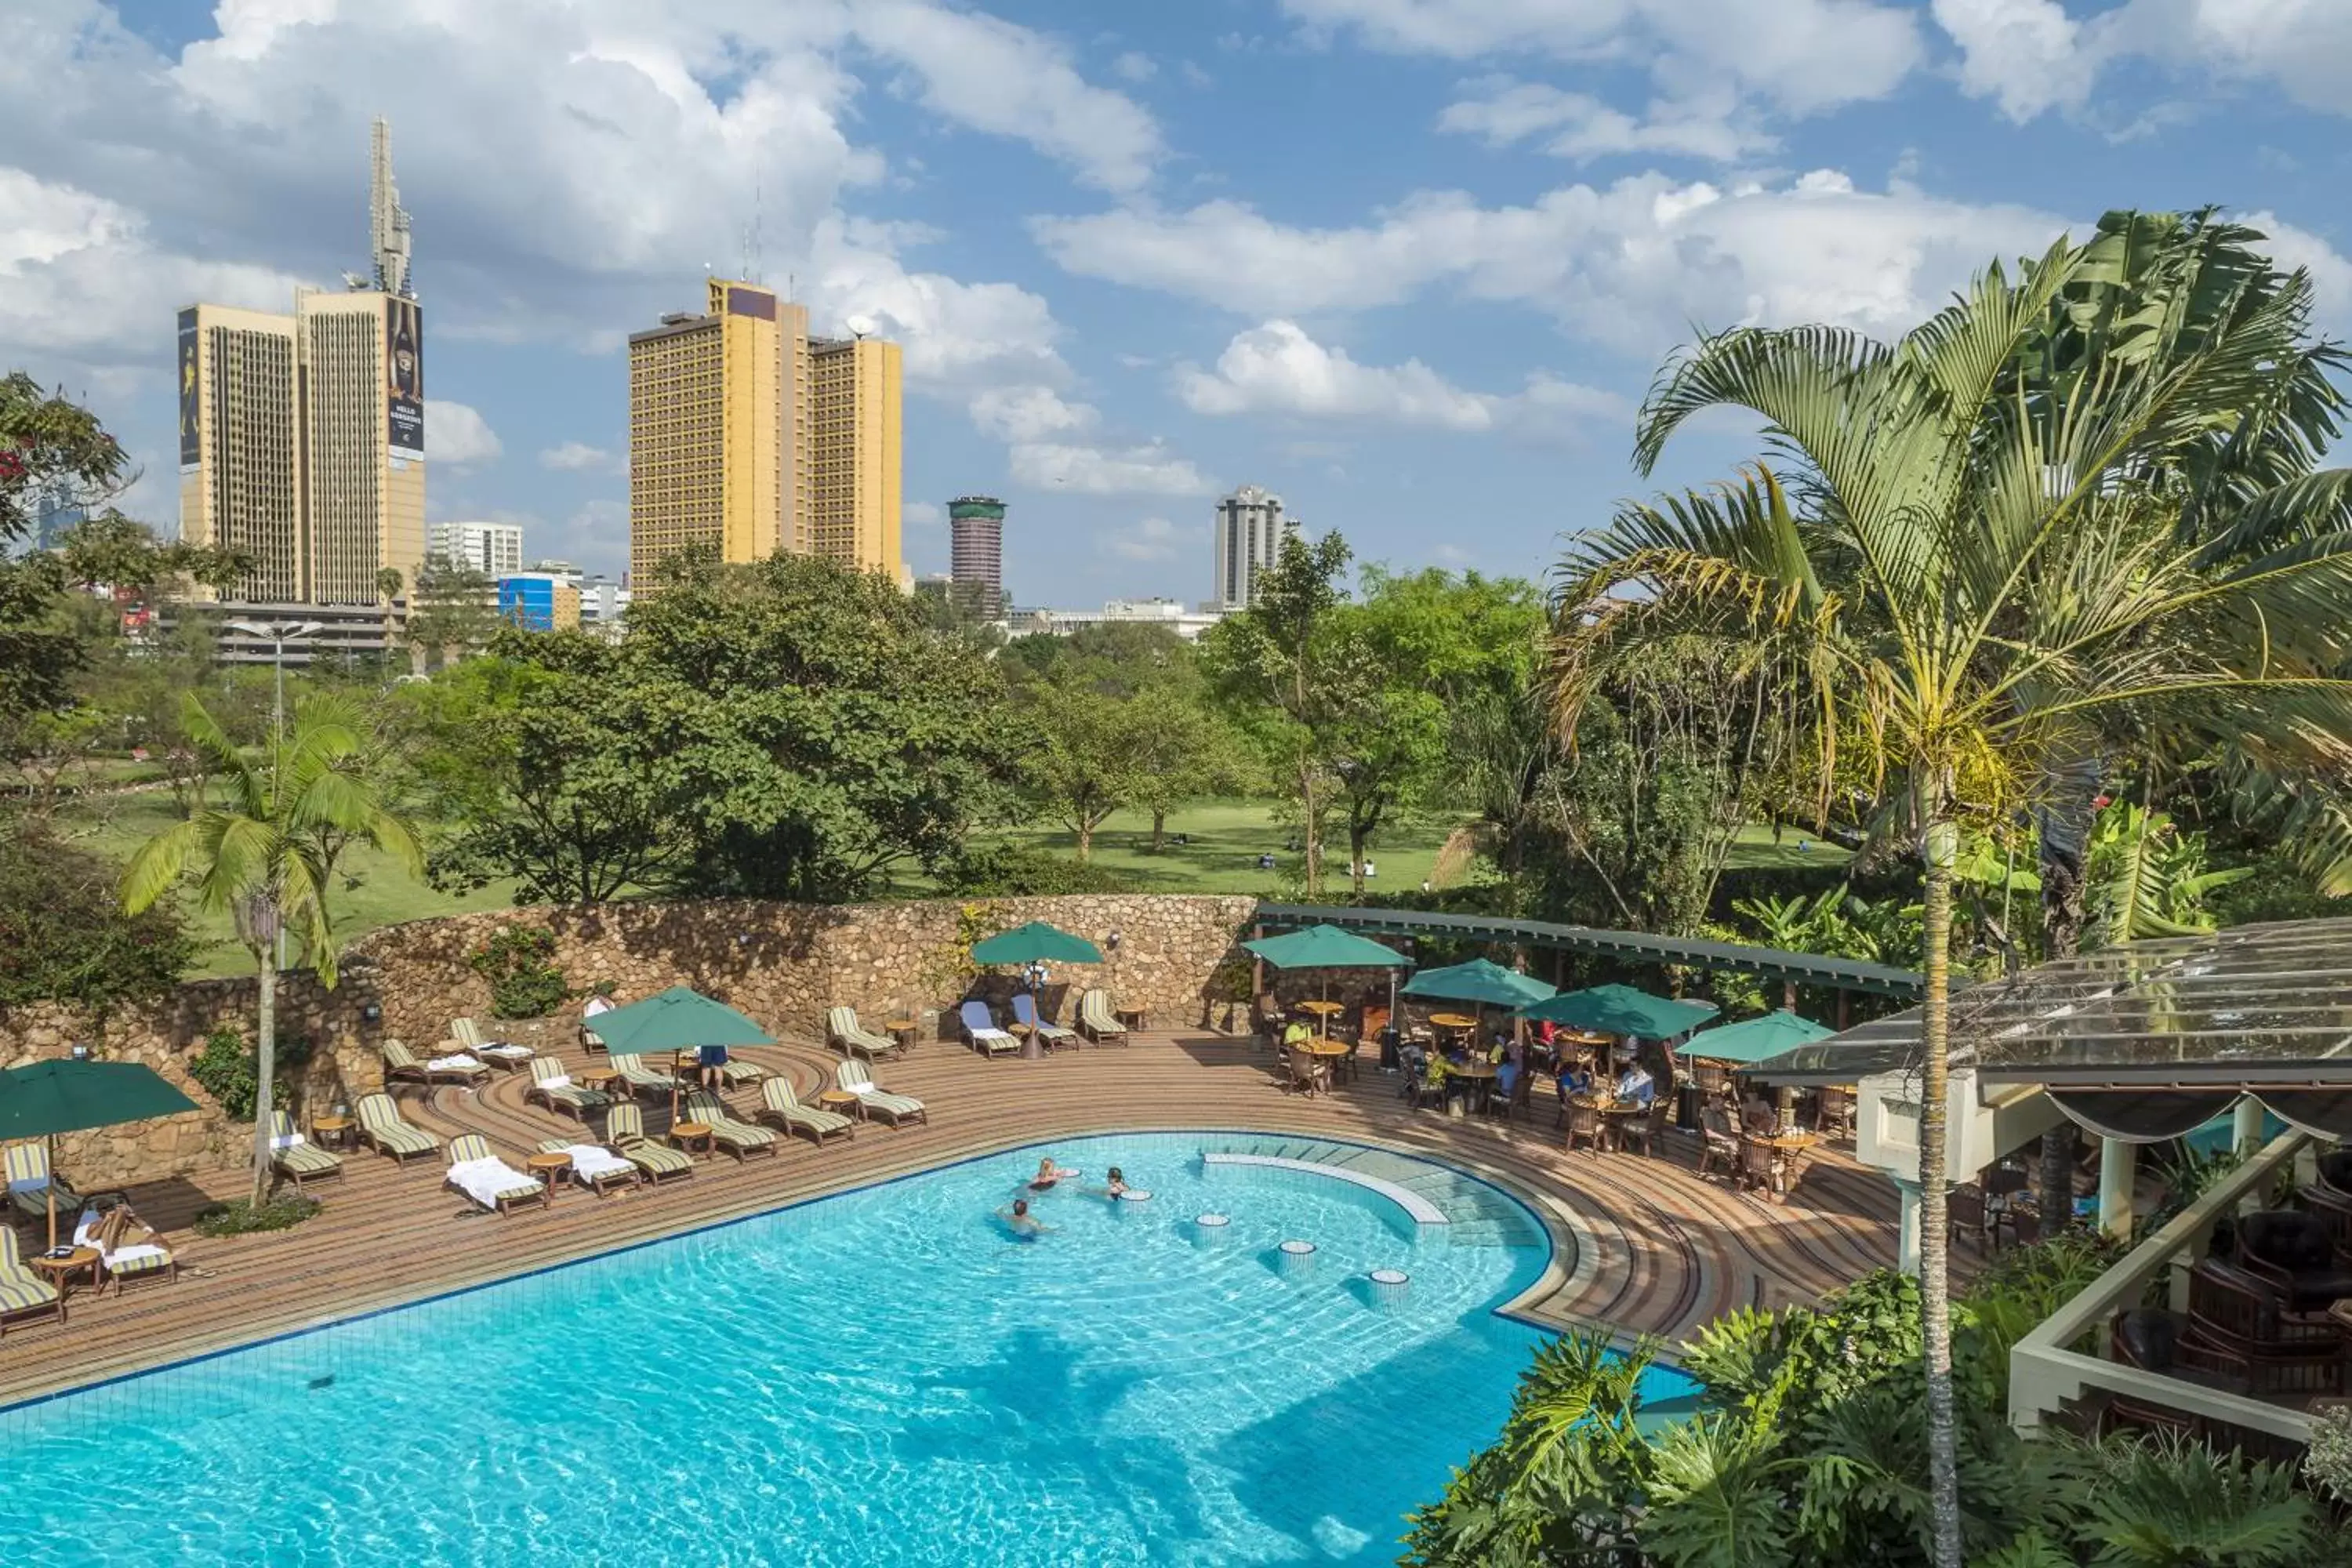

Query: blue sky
[7,1,2350,606]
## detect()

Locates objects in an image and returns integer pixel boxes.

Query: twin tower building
[175,122,904,611]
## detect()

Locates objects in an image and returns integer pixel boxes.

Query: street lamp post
[223,618,323,971]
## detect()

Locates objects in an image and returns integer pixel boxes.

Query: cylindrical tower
[948,495,1007,618]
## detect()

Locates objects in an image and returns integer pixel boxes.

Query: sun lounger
[524,1056,612,1123]
[74,1206,177,1293]
[680,1091,781,1160]
[826,1007,898,1062]
[534,1139,641,1196]
[452,1017,532,1070]
[383,1038,488,1088]
[958,1000,1018,1058]
[834,1061,927,1127]
[577,999,613,1054]
[604,1103,693,1183]
[5,1142,84,1225]
[605,1053,677,1100]
[444,1134,549,1215]
[714,1053,768,1089]
[758,1078,856,1145]
[1077,989,1129,1045]
[267,1110,345,1192]
[0,1229,64,1328]
[1011,993,1077,1051]
[354,1093,441,1163]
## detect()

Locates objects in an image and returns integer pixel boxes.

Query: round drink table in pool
[0,1132,1697,1566]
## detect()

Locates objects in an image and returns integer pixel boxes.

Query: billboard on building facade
[386,297,423,453]
[176,308,200,467]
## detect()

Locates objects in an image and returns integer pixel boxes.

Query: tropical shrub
[466,926,568,1018]
[193,1193,321,1236]
[0,819,193,1011]
[187,1024,317,1122]
[2304,1406,2352,1508]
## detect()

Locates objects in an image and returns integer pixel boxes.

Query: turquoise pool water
[0,1132,1689,1566]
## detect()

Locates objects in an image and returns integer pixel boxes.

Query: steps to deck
[1197,1135,1548,1249]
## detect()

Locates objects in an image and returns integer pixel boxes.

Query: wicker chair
[2185,1258,2345,1399]
[1285,1046,1330,1098]
[2238,1209,2352,1312]
[1736,1136,1784,1198]
[1563,1101,1606,1155]
[1814,1086,1854,1139]
[1618,1101,1670,1159]
[1948,1185,1993,1250]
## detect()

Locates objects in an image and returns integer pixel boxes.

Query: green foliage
[931,840,1121,898]
[0,818,193,1010]
[2085,803,2251,947]
[435,553,1010,905]
[2303,1406,2352,1508]
[187,1024,318,1122]
[193,1193,322,1236]
[466,925,568,1018]
[913,899,1003,996]
[1406,1244,2336,1568]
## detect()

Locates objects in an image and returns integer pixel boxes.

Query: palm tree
[1549,241,2352,1566]
[122,692,422,1206]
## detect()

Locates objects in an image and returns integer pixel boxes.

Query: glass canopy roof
[1759,918,2352,1087]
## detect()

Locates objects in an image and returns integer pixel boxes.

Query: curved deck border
[1200,1151,1450,1225]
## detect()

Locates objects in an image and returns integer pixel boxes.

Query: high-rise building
[948,495,1006,617]
[626,281,902,588]
[809,336,903,581]
[498,571,582,632]
[176,119,426,607]
[427,521,524,577]
[1212,485,1297,610]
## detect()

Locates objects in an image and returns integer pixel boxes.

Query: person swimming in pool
[1092,1166,1130,1200]
[997,1198,1053,1239]
[1029,1156,1080,1192]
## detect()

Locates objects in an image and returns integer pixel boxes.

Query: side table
[525,1150,573,1203]
[670,1121,715,1160]
[884,1018,918,1055]
[818,1088,865,1121]
[310,1115,354,1151]
[31,1247,101,1300]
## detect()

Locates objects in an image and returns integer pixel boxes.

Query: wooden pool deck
[0,1028,1918,1410]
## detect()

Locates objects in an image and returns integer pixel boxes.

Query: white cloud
[1040,172,2075,357]
[429,401,503,466]
[1112,51,1157,83]
[1931,0,2089,122]
[1010,441,1214,496]
[905,499,943,528]
[538,440,618,472]
[1178,320,1624,437]
[1283,0,1924,117]
[1103,516,1183,561]
[970,386,1096,444]
[1439,78,1771,163]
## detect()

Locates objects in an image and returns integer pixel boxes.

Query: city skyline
[10,5,2351,605]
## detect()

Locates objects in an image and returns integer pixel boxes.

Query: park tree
[405,557,499,668]
[1021,677,1145,861]
[0,375,128,720]
[1200,531,1356,897]
[124,694,423,1206]
[1553,238,2352,1567]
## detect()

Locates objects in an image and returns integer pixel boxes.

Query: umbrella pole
[46,1133,58,1252]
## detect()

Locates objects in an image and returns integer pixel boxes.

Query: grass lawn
[1726,821,1853,872]
[970,800,1468,897]
[68,792,521,979]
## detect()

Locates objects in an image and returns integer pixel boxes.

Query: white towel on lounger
[426,1053,484,1073]
[561,1144,633,1181]
[445,1156,541,1210]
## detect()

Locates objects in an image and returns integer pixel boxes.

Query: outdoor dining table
[1449,1058,1499,1113]
[1569,1093,1650,1151]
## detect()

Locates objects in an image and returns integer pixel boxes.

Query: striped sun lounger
[1011,993,1077,1051]
[444,1134,548,1216]
[826,1007,898,1062]
[834,1061,928,1128]
[958,1000,1018,1059]
[759,1079,856,1145]
[0,1229,64,1327]
[452,1018,533,1071]
[525,1057,612,1123]
[383,1039,488,1088]
[604,1104,692,1183]
[606,1054,677,1100]
[74,1207,178,1294]
[355,1093,441,1163]
[534,1139,641,1196]
[5,1142,82,1225]
[1078,989,1130,1045]
[680,1091,781,1161]
[268,1111,345,1192]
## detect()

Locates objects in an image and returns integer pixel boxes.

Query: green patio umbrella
[1243,924,1408,1034]
[971,920,1105,967]
[1401,958,1557,1009]
[1519,984,1719,1040]
[0,1058,200,1249]
[1680,1010,1832,1065]
[584,987,775,1118]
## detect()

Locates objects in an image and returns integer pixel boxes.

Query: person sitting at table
[1556,1057,1592,1102]
[1495,1036,1524,1102]
[1282,1017,1312,1054]
[1741,1091,1778,1136]
[1615,1060,1656,1108]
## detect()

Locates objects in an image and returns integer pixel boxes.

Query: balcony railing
[2009,1130,2316,1454]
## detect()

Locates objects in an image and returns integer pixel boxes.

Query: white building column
[2099,1137,2137,1240]
[2231,1096,2266,1156]
[1896,1178,1922,1274]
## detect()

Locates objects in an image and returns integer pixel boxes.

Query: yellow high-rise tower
[177,303,304,601]
[629,281,902,588]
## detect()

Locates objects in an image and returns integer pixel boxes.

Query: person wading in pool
[1091,1166,1130,1200]
[1029,1156,1079,1192]
[997,1198,1054,1239]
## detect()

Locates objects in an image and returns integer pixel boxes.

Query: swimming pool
[0,1132,1690,1565]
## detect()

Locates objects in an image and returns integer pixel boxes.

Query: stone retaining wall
[0,895,1264,1189]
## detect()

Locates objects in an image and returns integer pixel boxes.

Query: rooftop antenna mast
[739,175,766,285]
[370,116,415,299]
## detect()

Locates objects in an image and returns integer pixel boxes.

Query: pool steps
[1197,1137,1546,1250]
